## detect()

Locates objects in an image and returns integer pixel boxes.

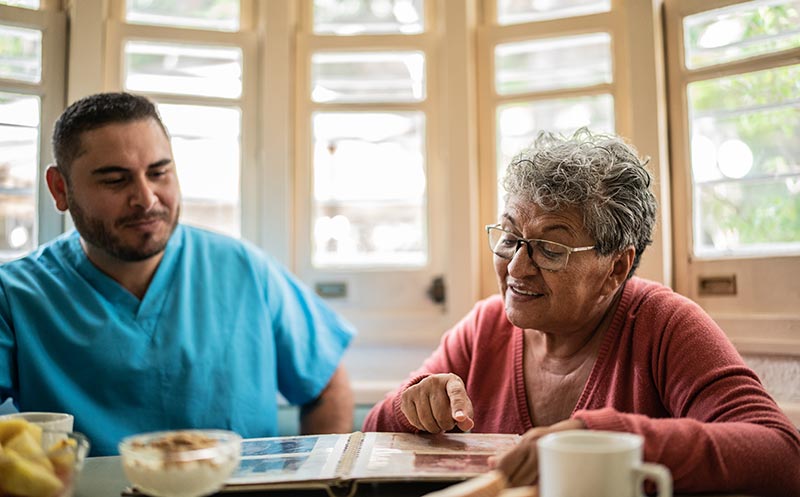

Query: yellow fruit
[46,438,77,478]
[0,448,64,497]
[4,429,54,472]
[0,419,43,445]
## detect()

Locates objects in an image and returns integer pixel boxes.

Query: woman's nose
[507,241,539,276]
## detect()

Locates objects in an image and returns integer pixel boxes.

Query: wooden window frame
[0,1,66,247]
[665,0,800,355]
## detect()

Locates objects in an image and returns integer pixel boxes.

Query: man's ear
[45,165,69,212]
[601,246,635,297]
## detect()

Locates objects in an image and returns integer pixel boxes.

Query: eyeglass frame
[485,223,596,272]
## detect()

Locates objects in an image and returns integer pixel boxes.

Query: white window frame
[292,0,479,346]
[665,0,800,355]
[476,0,672,297]
[0,0,66,246]
[107,1,259,240]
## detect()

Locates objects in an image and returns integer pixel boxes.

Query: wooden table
[75,456,754,497]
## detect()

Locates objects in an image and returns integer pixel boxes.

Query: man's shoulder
[180,224,259,256]
[177,224,275,271]
[0,231,77,281]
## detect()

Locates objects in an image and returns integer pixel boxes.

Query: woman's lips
[508,285,544,299]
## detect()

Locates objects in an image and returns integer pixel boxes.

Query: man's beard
[67,189,179,262]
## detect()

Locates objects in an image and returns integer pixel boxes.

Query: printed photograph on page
[227,434,349,484]
[349,432,520,480]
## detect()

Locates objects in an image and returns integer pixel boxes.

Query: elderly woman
[363,129,800,496]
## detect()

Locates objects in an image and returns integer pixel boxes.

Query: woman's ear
[601,246,635,296]
[45,165,69,212]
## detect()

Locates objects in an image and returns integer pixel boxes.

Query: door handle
[427,275,446,304]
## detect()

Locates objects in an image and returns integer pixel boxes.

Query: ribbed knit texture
[362,277,800,496]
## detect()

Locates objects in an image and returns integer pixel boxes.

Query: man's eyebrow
[148,158,172,169]
[90,158,172,175]
[91,165,129,176]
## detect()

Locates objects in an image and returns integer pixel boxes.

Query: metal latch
[427,275,446,304]
[698,275,737,296]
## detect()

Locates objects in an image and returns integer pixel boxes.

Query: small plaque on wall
[315,281,347,299]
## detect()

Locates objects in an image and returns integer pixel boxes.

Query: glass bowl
[0,427,90,497]
[44,431,90,497]
[118,429,242,497]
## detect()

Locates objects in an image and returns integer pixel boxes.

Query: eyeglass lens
[488,228,569,270]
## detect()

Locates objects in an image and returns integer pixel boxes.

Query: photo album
[223,431,520,496]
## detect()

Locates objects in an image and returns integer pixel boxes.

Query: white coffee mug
[0,411,75,449]
[537,430,672,497]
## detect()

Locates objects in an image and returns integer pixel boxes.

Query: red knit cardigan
[363,277,800,496]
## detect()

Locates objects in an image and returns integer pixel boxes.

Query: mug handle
[635,463,672,497]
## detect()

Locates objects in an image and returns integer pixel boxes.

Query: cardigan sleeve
[574,290,800,497]
[362,303,481,432]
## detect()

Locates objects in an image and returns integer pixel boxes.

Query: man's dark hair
[51,92,168,179]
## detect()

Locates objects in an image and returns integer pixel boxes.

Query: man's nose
[130,177,157,210]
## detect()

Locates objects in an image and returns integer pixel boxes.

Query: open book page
[348,432,520,482]
[227,434,350,485]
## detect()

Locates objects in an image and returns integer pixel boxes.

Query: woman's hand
[400,373,475,433]
[490,418,586,486]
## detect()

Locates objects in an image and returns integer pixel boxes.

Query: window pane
[497,94,614,167]
[126,0,239,31]
[695,180,800,256]
[684,0,800,70]
[0,0,39,8]
[311,51,425,103]
[312,112,427,267]
[0,92,40,260]
[496,95,614,212]
[495,33,611,95]
[124,41,242,98]
[157,103,241,237]
[0,24,42,83]
[497,0,610,25]
[313,0,424,35]
[688,64,800,256]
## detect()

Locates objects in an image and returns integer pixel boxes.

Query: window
[313,0,424,35]
[0,0,39,9]
[477,0,632,295]
[496,0,610,25]
[125,0,240,31]
[309,50,427,267]
[295,0,477,343]
[0,1,65,261]
[104,0,255,238]
[688,65,800,257]
[665,0,800,354]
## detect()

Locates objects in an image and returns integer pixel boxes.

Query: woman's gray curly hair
[502,128,657,279]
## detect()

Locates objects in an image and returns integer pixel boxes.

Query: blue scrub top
[0,225,354,455]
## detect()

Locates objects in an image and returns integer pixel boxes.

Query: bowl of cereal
[119,429,241,497]
[0,418,90,497]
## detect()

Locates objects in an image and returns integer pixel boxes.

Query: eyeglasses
[485,224,595,272]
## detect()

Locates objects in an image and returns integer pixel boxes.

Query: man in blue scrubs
[0,92,355,455]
